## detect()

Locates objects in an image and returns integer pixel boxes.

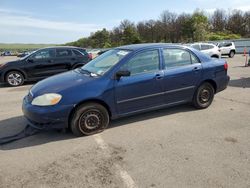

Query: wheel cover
[199,88,211,104]
[78,109,103,134]
[7,73,22,86]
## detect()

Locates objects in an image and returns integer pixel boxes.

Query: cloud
[0,8,105,43]
[0,13,102,33]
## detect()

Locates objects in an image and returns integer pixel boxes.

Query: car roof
[116,43,184,51]
[191,43,215,46]
[40,46,86,50]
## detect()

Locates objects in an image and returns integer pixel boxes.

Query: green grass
[0,43,59,52]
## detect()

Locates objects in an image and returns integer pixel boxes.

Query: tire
[229,51,235,58]
[5,71,24,87]
[193,82,215,109]
[70,103,109,136]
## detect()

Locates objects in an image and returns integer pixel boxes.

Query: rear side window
[56,49,72,57]
[72,49,84,57]
[163,49,198,69]
[32,49,55,59]
[77,49,88,56]
[121,50,159,75]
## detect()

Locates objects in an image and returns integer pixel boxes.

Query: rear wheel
[193,82,215,109]
[5,71,24,87]
[229,50,235,58]
[70,103,109,136]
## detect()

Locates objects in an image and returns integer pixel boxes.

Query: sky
[0,0,249,44]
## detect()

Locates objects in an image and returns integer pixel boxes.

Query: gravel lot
[0,55,249,188]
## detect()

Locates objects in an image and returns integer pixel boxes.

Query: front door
[25,48,56,78]
[115,49,165,115]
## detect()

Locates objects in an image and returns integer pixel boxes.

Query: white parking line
[93,134,138,188]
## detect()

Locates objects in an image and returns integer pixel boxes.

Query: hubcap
[79,110,102,133]
[199,88,211,103]
[7,73,22,86]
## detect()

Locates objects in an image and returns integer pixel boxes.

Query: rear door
[54,48,74,72]
[72,49,89,67]
[162,48,202,104]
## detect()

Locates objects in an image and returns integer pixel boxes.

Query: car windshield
[81,49,131,76]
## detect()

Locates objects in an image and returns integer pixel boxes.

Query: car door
[219,43,231,54]
[24,48,56,78]
[114,49,165,115]
[162,48,202,104]
[54,48,74,72]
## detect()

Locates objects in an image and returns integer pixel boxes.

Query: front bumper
[22,96,75,130]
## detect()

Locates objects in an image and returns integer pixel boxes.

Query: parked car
[217,42,236,58]
[17,51,33,58]
[87,49,101,59]
[189,43,221,58]
[1,51,12,56]
[0,46,91,86]
[22,43,230,136]
[97,49,110,56]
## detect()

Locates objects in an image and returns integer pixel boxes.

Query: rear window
[56,49,72,57]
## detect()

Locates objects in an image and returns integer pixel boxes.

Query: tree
[226,10,245,35]
[191,10,209,41]
[210,9,227,32]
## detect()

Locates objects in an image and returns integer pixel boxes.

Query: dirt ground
[0,54,250,188]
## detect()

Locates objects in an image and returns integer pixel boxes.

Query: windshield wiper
[79,69,100,77]
[79,68,92,75]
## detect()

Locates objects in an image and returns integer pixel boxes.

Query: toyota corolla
[22,43,230,136]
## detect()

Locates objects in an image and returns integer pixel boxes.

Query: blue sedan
[22,43,230,136]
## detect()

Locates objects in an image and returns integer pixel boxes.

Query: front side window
[56,49,72,57]
[81,49,131,76]
[163,49,197,69]
[120,50,159,76]
[32,49,55,59]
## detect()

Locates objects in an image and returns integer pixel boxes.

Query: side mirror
[115,70,131,79]
[27,58,34,63]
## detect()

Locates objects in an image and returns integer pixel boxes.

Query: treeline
[66,9,250,48]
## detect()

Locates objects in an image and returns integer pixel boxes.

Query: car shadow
[0,81,35,88]
[229,77,250,88]
[0,104,194,150]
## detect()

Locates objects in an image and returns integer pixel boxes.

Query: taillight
[224,62,228,70]
[88,53,92,60]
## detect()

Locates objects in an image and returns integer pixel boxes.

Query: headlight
[31,93,62,106]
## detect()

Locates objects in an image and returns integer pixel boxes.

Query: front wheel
[193,83,215,109]
[70,103,109,136]
[5,71,24,87]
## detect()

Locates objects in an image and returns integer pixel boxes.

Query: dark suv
[0,46,91,86]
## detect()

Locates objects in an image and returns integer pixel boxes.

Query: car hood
[30,70,98,97]
[1,59,22,66]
